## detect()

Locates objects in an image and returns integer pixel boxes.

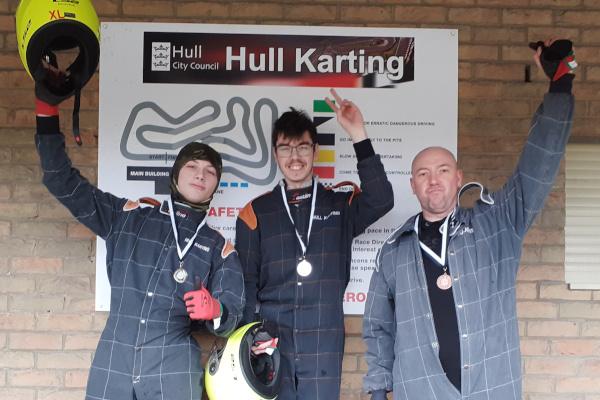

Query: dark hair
[271,108,317,148]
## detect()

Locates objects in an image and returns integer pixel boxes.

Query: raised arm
[326,89,394,236]
[35,99,126,240]
[490,39,575,238]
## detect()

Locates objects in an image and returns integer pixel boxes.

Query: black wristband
[219,304,229,325]
[549,74,574,93]
[354,138,375,162]
[36,116,61,135]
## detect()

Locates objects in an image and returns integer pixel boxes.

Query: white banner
[97,22,458,313]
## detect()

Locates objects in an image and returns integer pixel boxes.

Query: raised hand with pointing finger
[325,88,368,143]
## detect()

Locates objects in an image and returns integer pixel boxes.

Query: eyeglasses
[275,143,315,157]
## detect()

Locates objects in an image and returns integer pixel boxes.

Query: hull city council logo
[151,42,171,71]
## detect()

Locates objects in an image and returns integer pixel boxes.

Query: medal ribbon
[167,198,207,264]
[279,177,318,259]
[414,211,453,267]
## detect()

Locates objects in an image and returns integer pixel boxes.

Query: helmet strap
[72,87,82,145]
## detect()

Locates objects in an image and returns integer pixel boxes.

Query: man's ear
[457,169,464,188]
[410,177,416,194]
[313,143,319,162]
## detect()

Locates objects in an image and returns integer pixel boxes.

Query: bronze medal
[436,271,452,290]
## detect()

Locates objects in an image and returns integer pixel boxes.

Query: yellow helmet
[15,0,99,105]
[205,322,281,400]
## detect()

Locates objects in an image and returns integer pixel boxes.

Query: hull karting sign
[143,32,414,88]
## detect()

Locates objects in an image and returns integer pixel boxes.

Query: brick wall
[1,1,599,399]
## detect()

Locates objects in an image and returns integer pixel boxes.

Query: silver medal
[173,262,188,284]
[280,180,318,280]
[297,258,312,277]
[167,199,207,286]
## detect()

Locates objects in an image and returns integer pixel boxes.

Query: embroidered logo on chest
[293,192,312,201]
[176,210,188,219]
[193,243,210,252]
[457,226,474,236]
[313,210,341,221]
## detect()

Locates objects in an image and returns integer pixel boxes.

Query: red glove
[184,285,221,320]
[251,338,279,355]
[251,323,279,355]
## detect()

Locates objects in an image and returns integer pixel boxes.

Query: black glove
[33,53,71,106]
[529,39,577,81]
[262,320,278,337]
[371,389,387,400]
[33,54,83,145]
